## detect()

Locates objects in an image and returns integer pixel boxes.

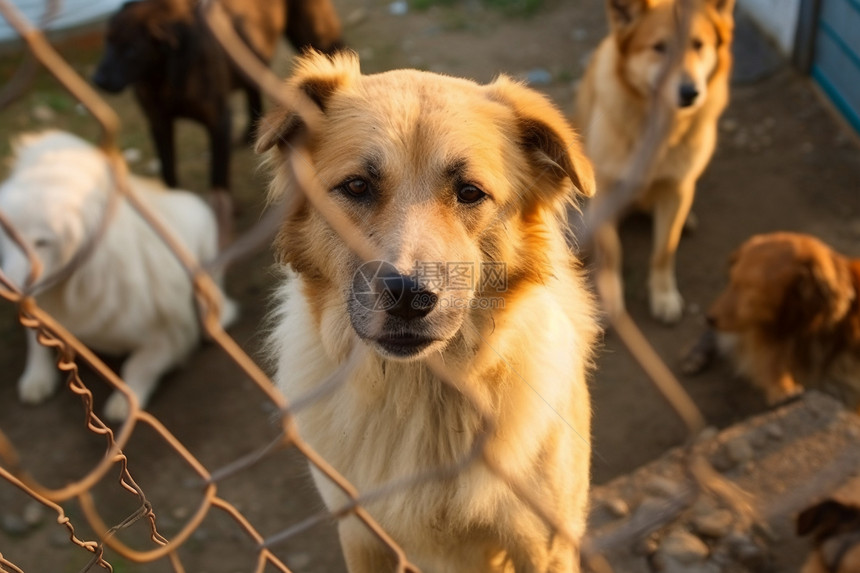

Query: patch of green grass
[483,0,542,16]
[556,69,574,83]
[410,0,542,17]
[411,0,457,11]
[32,89,77,112]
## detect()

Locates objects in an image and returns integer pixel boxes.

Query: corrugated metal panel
[0,0,124,41]
[812,0,860,134]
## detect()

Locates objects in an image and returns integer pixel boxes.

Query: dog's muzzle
[350,261,443,358]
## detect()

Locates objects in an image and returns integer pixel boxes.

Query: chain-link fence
[0,0,766,571]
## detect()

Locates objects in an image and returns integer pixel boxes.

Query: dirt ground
[0,0,859,571]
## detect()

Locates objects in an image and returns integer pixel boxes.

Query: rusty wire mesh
[0,0,759,571]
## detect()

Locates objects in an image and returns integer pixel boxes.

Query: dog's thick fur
[258,51,598,572]
[706,232,860,411]
[92,0,344,239]
[0,131,237,422]
[576,0,734,323]
[797,476,860,573]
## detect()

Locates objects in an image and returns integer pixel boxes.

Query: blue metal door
[811,0,860,133]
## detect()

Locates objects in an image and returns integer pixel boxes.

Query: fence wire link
[0,0,758,571]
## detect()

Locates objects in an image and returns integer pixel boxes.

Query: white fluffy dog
[0,131,237,421]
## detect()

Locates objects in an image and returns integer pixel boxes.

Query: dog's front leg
[103,334,188,422]
[18,328,60,404]
[149,114,178,188]
[594,222,626,320]
[242,85,263,145]
[208,108,234,248]
[649,179,695,324]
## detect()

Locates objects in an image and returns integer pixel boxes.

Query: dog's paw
[650,289,684,324]
[103,392,131,422]
[18,368,59,404]
[680,329,717,375]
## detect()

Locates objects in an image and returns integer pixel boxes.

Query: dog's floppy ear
[706,0,736,17]
[485,76,595,202]
[781,252,855,332]
[606,0,651,33]
[255,50,359,153]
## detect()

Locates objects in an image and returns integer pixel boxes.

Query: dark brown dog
[700,232,860,410]
[797,476,860,573]
[92,0,343,240]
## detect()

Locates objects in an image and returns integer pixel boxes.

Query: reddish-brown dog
[706,232,860,410]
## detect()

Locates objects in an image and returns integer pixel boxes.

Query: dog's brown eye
[692,38,703,51]
[653,41,667,54]
[457,184,486,204]
[343,178,369,198]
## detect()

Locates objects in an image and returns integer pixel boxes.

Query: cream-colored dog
[576,0,735,323]
[0,131,237,421]
[259,51,598,571]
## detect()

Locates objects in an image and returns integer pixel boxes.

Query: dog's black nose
[678,83,699,107]
[92,68,123,93]
[377,272,438,320]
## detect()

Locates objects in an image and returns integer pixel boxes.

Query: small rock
[659,529,709,564]
[75,103,87,116]
[388,1,408,15]
[289,553,312,568]
[525,68,553,86]
[645,476,681,498]
[725,532,767,571]
[144,158,160,175]
[750,430,767,449]
[801,141,814,154]
[358,47,375,62]
[725,437,754,466]
[191,527,210,542]
[344,7,367,27]
[721,117,739,132]
[710,547,732,566]
[172,506,189,520]
[22,502,45,527]
[571,28,589,42]
[31,104,55,122]
[122,147,143,164]
[687,302,701,315]
[692,509,733,538]
[604,497,629,518]
[765,423,783,440]
[1,513,28,535]
[637,495,672,517]
[731,538,767,568]
[697,426,719,442]
[635,533,659,556]
[662,559,721,573]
